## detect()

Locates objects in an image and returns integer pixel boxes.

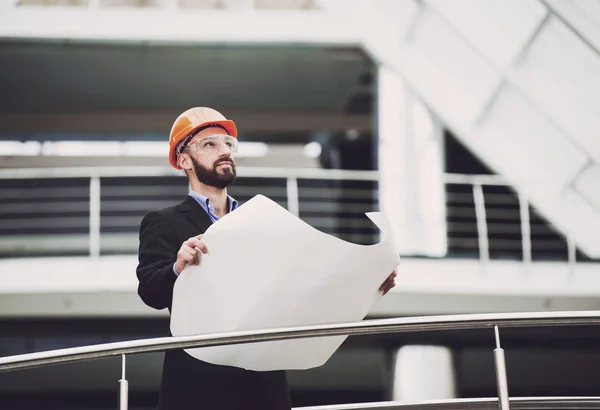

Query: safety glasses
[183,135,238,154]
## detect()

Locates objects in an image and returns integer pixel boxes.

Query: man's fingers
[186,237,208,254]
[178,250,195,263]
[381,282,396,296]
[181,245,197,256]
[379,273,397,293]
[179,245,201,264]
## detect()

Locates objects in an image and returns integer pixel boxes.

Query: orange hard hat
[168,107,238,169]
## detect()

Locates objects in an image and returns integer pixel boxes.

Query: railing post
[89,176,101,259]
[494,326,510,410]
[286,177,300,217]
[518,191,532,265]
[473,183,489,263]
[119,354,129,410]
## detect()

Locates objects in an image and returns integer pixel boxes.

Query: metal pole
[286,177,300,217]
[473,183,489,263]
[119,354,128,410]
[493,326,510,410]
[89,176,101,259]
[518,191,531,265]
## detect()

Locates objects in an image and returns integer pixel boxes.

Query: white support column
[377,65,447,257]
[392,345,456,401]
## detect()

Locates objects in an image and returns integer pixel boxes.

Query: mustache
[214,157,234,166]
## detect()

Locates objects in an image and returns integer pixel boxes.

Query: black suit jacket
[137,196,291,410]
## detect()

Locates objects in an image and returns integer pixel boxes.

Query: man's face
[186,127,237,189]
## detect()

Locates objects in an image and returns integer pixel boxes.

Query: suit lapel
[176,196,213,233]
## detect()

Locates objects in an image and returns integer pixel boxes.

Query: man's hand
[379,266,398,296]
[175,235,208,274]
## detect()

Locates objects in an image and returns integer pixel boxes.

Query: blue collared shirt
[173,191,238,276]
[188,190,238,223]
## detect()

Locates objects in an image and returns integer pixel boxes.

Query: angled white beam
[318,0,600,258]
[543,0,600,54]
[0,8,358,44]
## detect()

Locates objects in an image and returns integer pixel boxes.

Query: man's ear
[178,153,193,171]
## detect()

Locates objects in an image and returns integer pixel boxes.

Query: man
[136,107,397,410]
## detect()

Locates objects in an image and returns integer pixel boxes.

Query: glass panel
[426,0,547,69]
[511,17,600,163]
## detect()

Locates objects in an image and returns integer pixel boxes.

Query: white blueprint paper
[170,194,399,371]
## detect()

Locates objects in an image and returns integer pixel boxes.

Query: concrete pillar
[377,65,447,257]
[392,345,457,400]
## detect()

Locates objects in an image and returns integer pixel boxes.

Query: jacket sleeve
[136,211,180,310]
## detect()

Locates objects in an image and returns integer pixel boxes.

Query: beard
[191,156,236,189]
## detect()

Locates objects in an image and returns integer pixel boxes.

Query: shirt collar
[189,190,238,213]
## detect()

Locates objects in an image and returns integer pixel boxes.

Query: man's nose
[217,144,232,156]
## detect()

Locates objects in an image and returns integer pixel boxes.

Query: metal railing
[0,166,586,263]
[1,311,600,410]
[298,398,600,410]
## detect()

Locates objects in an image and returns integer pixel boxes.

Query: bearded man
[136,107,396,410]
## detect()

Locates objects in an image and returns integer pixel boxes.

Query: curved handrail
[297,397,600,410]
[0,165,510,185]
[1,311,599,372]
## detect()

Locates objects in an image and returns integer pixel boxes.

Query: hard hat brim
[169,119,238,169]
